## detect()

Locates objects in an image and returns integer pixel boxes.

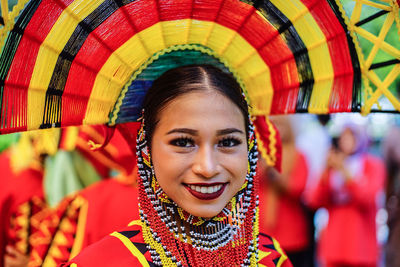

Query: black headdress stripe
[326,0,361,112]
[255,0,314,113]
[40,0,136,128]
[0,0,42,130]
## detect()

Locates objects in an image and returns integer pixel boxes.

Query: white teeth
[188,184,223,194]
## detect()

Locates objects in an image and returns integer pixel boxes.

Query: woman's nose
[192,145,219,178]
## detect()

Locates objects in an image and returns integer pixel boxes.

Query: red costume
[258,150,310,252]
[64,219,291,267]
[309,154,385,266]
[0,152,46,267]
[29,178,139,266]
[28,124,139,266]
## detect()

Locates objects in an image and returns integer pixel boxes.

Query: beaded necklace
[136,116,260,266]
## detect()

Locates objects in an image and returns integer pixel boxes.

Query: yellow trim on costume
[86,19,273,125]
[128,220,141,227]
[70,264,78,267]
[27,0,105,130]
[272,237,289,267]
[258,251,272,267]
[110,232,151,267]
[69,197,89,260]
[14,202,30,254]
[270,0,334,113]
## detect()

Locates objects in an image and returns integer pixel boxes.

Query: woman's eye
[218,138,241,147]
[170,138,194,147]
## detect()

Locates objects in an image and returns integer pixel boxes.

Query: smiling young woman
[62,65,292,266]
[150,90,248,218]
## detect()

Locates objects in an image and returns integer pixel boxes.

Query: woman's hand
[326,148,352,182]
[327,148,345,170]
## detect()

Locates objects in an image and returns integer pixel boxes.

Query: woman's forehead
[155,91,246,132]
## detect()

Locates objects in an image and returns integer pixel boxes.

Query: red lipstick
[184,183,227,200]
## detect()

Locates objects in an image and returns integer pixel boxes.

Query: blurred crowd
[256,114,398,267]
[0,114,399,267]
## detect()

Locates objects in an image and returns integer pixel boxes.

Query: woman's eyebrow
[217,128,244,135]
[167,128,198,135]
[166,128,244,136]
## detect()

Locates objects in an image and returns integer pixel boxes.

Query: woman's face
[338,128,357,155]
[150,90,248,218]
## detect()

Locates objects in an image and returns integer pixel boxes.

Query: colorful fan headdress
[0,0,398,134]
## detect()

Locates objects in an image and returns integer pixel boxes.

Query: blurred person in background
[382,125,400,267]
[28,123,140,267]
[0,130,59,267]
[258,116,312,267]
[309,123,385,267]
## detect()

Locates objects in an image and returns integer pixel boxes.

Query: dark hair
[142,64,250,145]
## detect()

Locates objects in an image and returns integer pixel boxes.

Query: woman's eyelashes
[169,136,242,148]
[170,136,195,147]
[218,136,242,148]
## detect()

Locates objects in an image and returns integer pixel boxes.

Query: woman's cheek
[224,152,248,179]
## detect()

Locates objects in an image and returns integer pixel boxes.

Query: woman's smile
[183,182,228,200]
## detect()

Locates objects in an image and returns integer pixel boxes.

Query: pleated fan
[0,0,398,134]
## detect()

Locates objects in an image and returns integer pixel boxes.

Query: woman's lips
[183,183,227,200]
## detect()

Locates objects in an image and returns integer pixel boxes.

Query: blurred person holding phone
[308,123,385,267]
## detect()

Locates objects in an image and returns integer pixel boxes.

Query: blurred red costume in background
[0,130,58,267]
[308,124,385,267]
[29,123,140,267]
[256,116,311,266]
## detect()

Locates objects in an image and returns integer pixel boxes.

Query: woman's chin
[184,207,223,219]
[168,186,235,219]
[173,198,226,218]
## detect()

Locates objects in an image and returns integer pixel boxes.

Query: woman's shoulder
[63,221,292,267]
[62,220,155,267]
[258,232,293,267]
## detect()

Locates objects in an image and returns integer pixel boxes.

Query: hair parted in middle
[141,64,250,146]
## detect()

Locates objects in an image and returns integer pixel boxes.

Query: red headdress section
[254,115,282,173]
